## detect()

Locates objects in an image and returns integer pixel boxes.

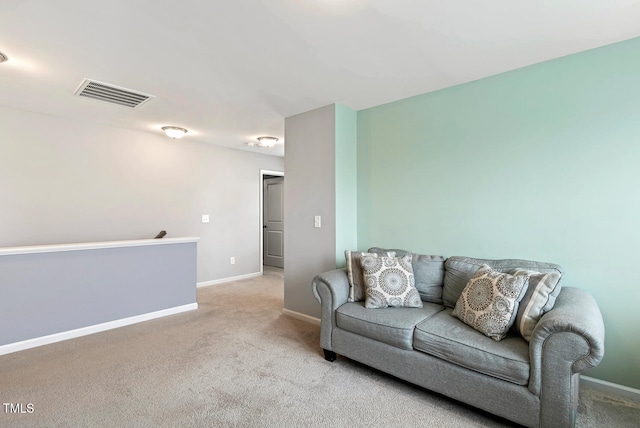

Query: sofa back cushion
[368,247,445,304]
[443,256,563,308]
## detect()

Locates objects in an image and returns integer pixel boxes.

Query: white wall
[0,106,283,283]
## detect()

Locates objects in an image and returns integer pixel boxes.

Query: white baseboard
[282,309,321,326]
[0,303,198,356]
[197,272,262,287]
[581,375,640,401]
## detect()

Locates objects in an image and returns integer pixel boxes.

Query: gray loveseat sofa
[311,250,605,428]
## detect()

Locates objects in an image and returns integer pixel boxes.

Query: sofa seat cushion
[336,302,444,350]
[413,309,530,385]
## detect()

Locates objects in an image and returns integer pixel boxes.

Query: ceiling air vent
[74,79,155,108]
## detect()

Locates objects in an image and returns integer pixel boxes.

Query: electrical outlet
[230,257,235,265]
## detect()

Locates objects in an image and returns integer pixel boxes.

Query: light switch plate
[314,215,321,228]
[202,215,210,223]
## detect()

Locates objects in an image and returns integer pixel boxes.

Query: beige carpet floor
[1,267,638,427]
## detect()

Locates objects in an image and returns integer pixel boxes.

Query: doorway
[260,170,284,272]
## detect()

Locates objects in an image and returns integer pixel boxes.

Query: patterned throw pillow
[511,269,562,342]
[345,250,394,302]
[361,254,422,309]
[452,264,529,341]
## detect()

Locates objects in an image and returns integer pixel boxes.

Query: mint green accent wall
[357,37,640,389]
[335,104,358,268]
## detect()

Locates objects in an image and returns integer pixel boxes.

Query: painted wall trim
[197,272,262,287]
[0,303,198,356]
[581,375,640,401]
[282,308,321,326]
[0,237,200,256]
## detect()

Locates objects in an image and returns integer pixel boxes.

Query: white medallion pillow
[361,254,422,309]
[452,264,529,341]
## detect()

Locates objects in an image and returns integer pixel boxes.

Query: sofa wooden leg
[323,349,337,362]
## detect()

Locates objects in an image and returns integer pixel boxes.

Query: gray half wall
[0,239,197,347]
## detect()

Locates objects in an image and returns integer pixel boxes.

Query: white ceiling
[2,1,640,158]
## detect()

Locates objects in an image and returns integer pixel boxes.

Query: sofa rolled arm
[529,287,604,396]
[312,269,349,352]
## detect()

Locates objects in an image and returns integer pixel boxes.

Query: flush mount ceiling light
[0,52,7,63]
[249,136,279,148]
[162,126,188,139]
[257,136,279,147]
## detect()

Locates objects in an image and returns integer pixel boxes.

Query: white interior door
[263,176,284,268]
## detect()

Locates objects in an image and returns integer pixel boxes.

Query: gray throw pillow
[345,250,393,302]
[510,269,562,341]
